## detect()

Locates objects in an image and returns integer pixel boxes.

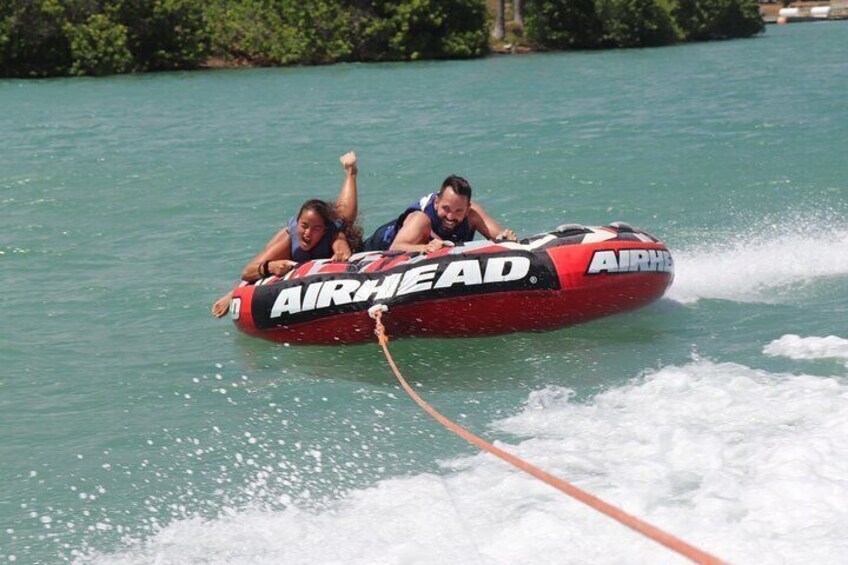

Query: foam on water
[666,226,848,304]
[765,334,848,365]
[81,354,848,565]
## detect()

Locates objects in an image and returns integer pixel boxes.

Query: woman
[211,151,361,318]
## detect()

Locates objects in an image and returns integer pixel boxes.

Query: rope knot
[368,304,389,346]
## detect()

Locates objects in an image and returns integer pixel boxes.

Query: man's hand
[424,239,445,253]
[496,229,517,242]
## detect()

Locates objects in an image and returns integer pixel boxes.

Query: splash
[665,226,848,304]
[765,334,848,365]
[80,359,848,565]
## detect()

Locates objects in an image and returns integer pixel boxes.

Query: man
[363,175,517,253]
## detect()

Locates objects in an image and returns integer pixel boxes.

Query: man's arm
[468,202,516,241]
[389,212,444,253]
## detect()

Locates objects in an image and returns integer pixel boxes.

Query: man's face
[434,187,469,234]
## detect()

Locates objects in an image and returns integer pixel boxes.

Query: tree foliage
[1,0,208,77]
[372,0,488,60]
[674,0,763,41]
[204,0,354,66]
[524,0,602,49]
[595,0,678,47]
[0,0,75,78]
[110,0,208,71]
[65,13,133,76]
[0,0,764,78]
[204,0,488,65]
[525,0,762,49]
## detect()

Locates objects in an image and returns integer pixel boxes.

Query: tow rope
[368,306,725,565]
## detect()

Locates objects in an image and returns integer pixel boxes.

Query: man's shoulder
[398,210,433,241]
[466,205,485,226]
[403,209,430,226]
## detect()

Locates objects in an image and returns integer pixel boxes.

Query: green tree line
[524,0,764,49]
[0,0,763,78]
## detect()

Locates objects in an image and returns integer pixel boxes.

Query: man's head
[434,175,472,234]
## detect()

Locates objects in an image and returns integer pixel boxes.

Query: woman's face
[296,208,327,251]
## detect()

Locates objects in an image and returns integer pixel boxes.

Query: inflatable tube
[230,222,674,345]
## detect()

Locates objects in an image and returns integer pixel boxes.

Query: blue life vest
[363,193,476,251]
[287,216,342,262]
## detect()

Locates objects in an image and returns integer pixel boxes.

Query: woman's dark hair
[297,198,363,253]
[343,220,364,253]
[439,175,472,201]
[298,199,336,227]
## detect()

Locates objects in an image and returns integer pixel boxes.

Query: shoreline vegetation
[1,0,766,79]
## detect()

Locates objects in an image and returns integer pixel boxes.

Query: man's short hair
[439,175,472,201]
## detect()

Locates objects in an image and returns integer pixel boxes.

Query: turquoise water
[2,22,847,564]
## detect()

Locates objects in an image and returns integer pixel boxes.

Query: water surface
[2,22,847,564]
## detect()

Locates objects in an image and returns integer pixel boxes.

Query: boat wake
[666,226,848,304]
[80,350,848,565]
[765,333,848,366]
